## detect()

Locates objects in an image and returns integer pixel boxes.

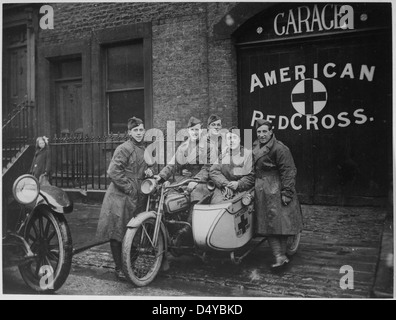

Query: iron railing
[49,134,173,190]
[2,101,34,169]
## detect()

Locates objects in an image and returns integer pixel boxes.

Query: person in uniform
[156,116,211,245]
[188,114,226,195]
[96,117,155,280]
[209,127,255,204]
[157,116,207,188]
[253,119,303,268]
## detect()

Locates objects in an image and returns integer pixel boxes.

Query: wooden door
[3,26,27,117]
[237,32,391,205]
[55,80,83,136]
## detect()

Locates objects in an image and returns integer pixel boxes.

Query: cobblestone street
[3,201,390,298]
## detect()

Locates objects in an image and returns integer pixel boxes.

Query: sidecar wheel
[19,208,73,293]
[122,218,165,287]
[286,232,301,256]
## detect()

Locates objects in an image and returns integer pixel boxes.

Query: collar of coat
[35,147,48,156]
[252,134,276,164]
[198,132,224,149]
[178,137,199,156]
[129,137,145,149]
[220,145,250,166]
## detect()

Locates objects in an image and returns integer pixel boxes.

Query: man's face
[208,120,222,136]
[188,123,202,141]
[257,125,272,144]
[226,132,241,150]
[129,124,145,142]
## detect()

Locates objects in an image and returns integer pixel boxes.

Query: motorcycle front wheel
[286,232,301,256]
[19,207,73,292]
[122,218,165,287]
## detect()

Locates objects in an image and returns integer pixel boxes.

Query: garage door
[236,4,391,205]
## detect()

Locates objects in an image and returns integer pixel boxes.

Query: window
[105,40,144,134]
[52,58,83,136]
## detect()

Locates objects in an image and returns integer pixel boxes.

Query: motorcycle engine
[164,193,190,214]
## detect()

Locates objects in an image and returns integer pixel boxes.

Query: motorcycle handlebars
[164,178,208,189]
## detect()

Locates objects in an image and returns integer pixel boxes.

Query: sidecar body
[192,190,254,251]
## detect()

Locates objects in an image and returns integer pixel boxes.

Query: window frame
[94,23,153,135]
[104,40,145,134]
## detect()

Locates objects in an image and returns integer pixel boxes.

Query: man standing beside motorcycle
[96,117,155,280]
[253,119,303,268]
[209,127,255,204]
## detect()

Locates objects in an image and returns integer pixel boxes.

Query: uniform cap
[128,117,143,130]
[207,114,222,126]
[255,119,273,130]
[187,116,202,128]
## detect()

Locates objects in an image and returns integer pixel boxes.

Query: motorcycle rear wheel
[286,232,301,256]
[122,218,165,287]
[19,208,73,292]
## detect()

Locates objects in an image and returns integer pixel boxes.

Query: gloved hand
[222,187,234,200]
[227,181,239,191]
[187,181,198,192]
[182,169,192,177]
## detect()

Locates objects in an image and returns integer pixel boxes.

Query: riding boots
[110,239,127,281]
[268,236,289,268]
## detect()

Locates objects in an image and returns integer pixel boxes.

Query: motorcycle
[121,178,301,287]
[2,174,73,292]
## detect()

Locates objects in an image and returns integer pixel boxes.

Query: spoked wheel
[122,218,165,287]
[286,232,301,256]
[19,208,73,293]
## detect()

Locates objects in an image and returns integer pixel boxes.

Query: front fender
[37,185,73,214]
[127,211,157,228]
[126,211,169,252]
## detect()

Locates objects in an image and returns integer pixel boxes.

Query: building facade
[2,2,392,206]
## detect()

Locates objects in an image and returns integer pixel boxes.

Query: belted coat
[209,146,255,204]
[96,139,155,242]
[159,137,211,202]
[252,135,303,235]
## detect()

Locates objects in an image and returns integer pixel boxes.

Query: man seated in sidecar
[209,127,255,204]
[191,127,255,252]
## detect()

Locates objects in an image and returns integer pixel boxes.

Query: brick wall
[39,2,207,44]
[152,13,211,133]
[37,2,239,133]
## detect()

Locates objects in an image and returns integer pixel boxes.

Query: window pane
[107,42,144,90]
[108,90,144,133]
[59,59,82,79]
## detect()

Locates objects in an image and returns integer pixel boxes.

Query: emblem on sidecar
[235,208,250,237]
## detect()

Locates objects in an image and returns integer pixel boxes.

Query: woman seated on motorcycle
[209,127,255,204]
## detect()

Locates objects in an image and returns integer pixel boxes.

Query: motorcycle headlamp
[242,193,253,206]
[141,179,157,195]
[12,174,40,205]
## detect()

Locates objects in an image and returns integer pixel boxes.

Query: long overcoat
[96,139,154,242]
[30,147,51,179]
[209,146,255,204]
[252,135,303,235]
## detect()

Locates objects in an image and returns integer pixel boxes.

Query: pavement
[371,215,394,298]
[2,194,394,298]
